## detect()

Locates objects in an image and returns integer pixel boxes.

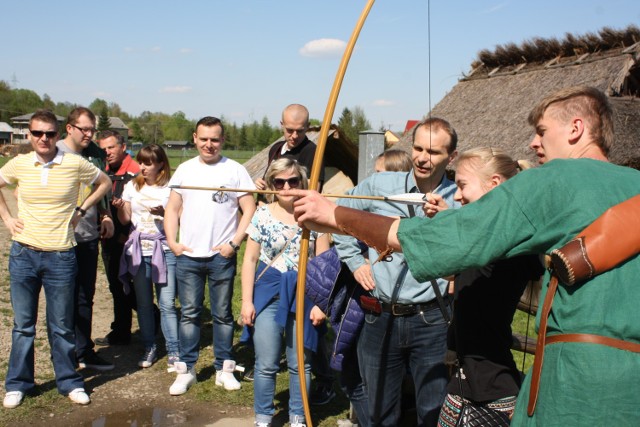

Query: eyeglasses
[71,124,97,134]
[29,130,58,139]
[272,177,301,190]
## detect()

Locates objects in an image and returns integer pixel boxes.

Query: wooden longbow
[295,1,376,425]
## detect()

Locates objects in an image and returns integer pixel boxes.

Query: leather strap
[547,333,640,353]
[527,275,558,416]
[528,276,640,416]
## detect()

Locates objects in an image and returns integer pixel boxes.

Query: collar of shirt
[406,171,455,195]
[33,149,63,168]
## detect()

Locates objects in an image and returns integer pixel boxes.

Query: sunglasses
[30,130,58,138]
[272,177,301,190]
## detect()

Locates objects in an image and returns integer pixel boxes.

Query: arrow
[169,185,428,206]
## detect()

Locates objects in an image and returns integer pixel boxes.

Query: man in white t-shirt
[165,116,256,396]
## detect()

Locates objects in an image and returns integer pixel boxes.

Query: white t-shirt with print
[169,156,255,258]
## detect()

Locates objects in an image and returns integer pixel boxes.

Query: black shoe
[309,384,336,406]
[244,368,254,382]
[95,332,131,346]
[78,352,115,371]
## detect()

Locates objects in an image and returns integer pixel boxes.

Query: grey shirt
[56,140,100,242]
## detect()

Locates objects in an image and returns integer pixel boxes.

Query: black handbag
[455,395,511,427]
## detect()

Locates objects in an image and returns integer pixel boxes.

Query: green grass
[512,310,537,374]
[159,148,256,170]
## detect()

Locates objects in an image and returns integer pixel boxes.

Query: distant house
[97,117,129,143]
[163,140,192,150]
[396,26,640,169]
[0,122,14,144]
[243,124,358,195]
[403,120,419,135]
[10,112,65,144]
[384,130,401,147]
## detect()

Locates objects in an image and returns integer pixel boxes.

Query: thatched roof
[243,124,359,189]
[396,26,640,168]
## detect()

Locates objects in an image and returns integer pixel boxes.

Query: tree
[97,108,111,132]
[337,106,371,144]
[338,107,355,143]
[162,111,194,142]
[89,98,108,115]
[42,94,55,111]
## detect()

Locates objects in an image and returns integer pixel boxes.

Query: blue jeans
[101,238,137,338]
[340,345,370,427]
[312,333,334,387]
[74,239,99,359]
[358,306,450,427]
[6,242,85,395]
[132,251,178,353]
[176,253,236,370]
[252,298,311,424]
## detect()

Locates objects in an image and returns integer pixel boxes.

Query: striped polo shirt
[0,150,100,250]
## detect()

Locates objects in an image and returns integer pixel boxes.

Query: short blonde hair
[528,86,613,155]
[456,147,531,182]
[264,158,309,202]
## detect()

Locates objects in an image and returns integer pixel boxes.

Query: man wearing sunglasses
[57,107,115,372]
[0,109,111,409]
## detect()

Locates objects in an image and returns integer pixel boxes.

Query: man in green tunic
[286,86,640,426]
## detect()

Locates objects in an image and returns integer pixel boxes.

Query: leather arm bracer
[334,206,395,262]
[550,194,640,285]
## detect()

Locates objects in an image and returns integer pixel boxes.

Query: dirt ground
[0,187,255,426]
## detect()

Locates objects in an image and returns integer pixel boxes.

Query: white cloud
[151,46,161,52]
[159,86,192,93]
[124,47,135,52]
[93,91,111,98]
[372,99,395,107]
[299,38,346,58]
[179,48,193,54]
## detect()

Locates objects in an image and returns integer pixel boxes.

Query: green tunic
[398,159,640,426]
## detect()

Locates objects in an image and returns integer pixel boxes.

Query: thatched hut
[242,124,358,194]
[396,25,640,168]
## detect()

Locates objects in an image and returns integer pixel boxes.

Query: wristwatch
[75,206,87,217]
[228,241,240,252]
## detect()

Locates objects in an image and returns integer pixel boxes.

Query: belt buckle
[391,304,408,316]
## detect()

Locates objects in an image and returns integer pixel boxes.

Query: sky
[3,0,639,131]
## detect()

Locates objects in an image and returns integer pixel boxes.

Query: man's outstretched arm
[286,189,402,254]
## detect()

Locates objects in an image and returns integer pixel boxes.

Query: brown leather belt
[18,242,55,252]
[546,333,640,352]
[528,276,640,416]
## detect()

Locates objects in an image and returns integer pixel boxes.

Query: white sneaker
[290,414,307,427]
[3,391,24,409]
[169,362,197,395]
[68,388,91,405]
[215,360,241,390]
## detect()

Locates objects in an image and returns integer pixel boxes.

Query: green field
[162,148,256,169]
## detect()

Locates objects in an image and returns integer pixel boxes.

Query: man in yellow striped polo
[0,109,111,409]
